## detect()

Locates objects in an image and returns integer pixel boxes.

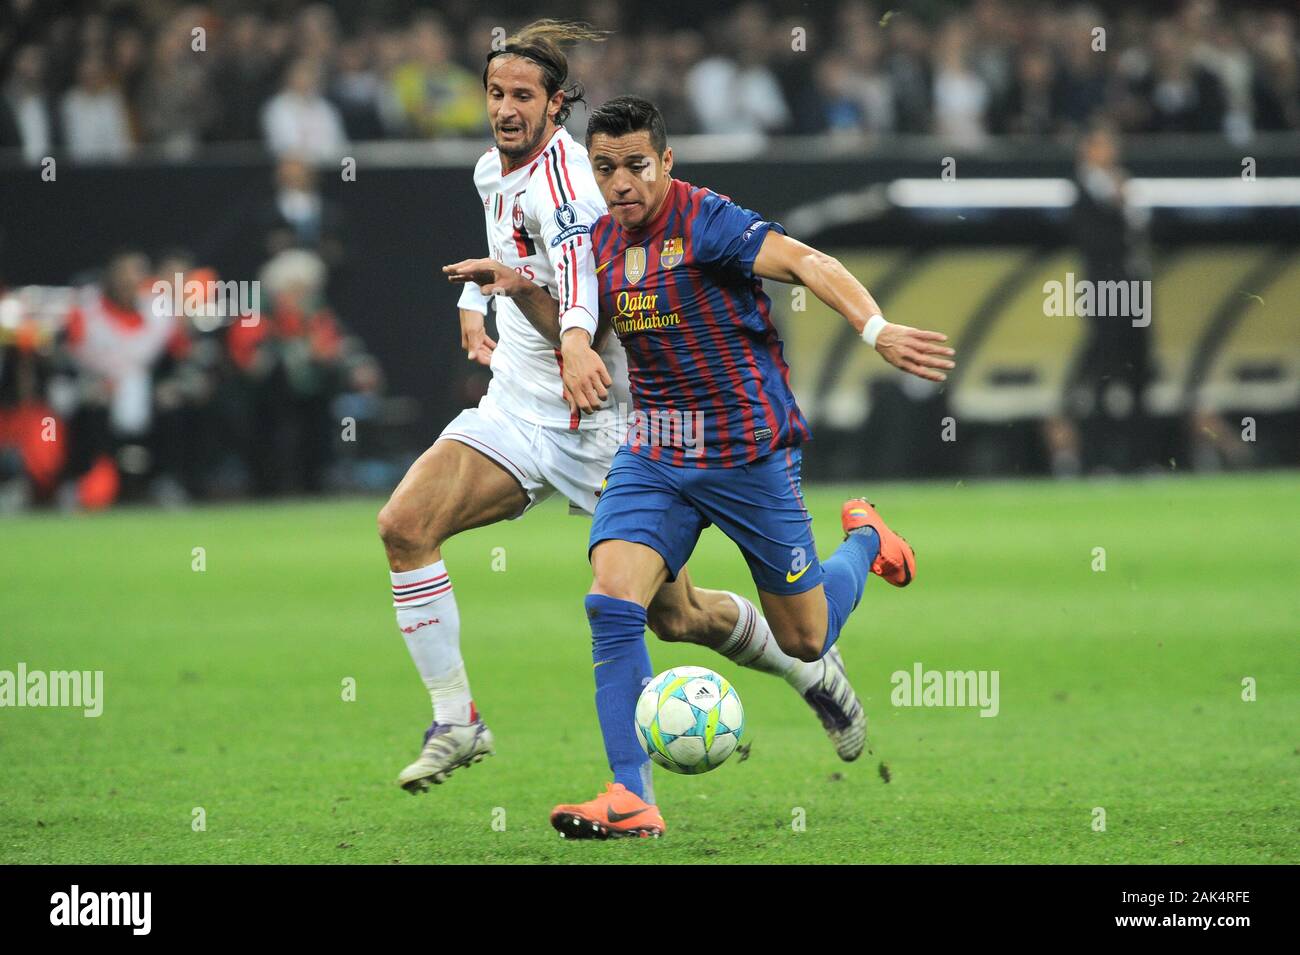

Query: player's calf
[645,577,734,648]
[645,602,695,644]
[382,439,529,792]
[758,587,831,663]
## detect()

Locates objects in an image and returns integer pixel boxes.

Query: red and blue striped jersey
[591,178,811,467]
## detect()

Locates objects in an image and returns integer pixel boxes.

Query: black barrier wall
[3,145,1299,476]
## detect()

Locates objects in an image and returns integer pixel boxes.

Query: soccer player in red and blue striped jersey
[549,96,956,838]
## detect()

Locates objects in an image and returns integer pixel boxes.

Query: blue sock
[820,528,880,657]
[585,593,654,802]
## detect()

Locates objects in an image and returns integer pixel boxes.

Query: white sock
[717,593,823,693]
[391,560,475,725]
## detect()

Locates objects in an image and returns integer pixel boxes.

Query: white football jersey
[457,126,628,431]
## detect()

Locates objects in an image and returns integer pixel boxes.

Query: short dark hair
[585,95,668,153]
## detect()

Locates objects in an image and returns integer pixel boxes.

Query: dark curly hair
[482,20,609,125]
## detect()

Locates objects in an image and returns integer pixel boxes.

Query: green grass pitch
[1,474,1296,864]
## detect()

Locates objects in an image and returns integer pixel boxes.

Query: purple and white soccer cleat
[802,646,868,761]
[397,719,495,793]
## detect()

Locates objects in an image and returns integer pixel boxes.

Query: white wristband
[559,307,598,344]
[861,314,888,348]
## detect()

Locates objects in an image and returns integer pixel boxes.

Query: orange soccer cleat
[550,783,666,840]
[841,498,915,587]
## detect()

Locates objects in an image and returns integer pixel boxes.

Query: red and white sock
[718,593,822,693]
[391,561,475,725]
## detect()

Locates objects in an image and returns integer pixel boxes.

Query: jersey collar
[500,124,565,178]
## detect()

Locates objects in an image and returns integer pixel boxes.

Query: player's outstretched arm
[444,258,563,344]
[752,232,956,383]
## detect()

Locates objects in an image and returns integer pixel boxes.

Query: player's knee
[589,560,651,605]
[376,500,404,546]
[378,497,443,556]
[589,576,637,605]
[791,638,824,664]
[780,622,826,663]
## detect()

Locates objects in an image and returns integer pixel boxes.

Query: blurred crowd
[0,201,397,511]
[1,0,1298,163]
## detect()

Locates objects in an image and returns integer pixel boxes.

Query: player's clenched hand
[560,328,612,414]
[459,308,496,366]
[874,322,956,383]
[443,258,528,298]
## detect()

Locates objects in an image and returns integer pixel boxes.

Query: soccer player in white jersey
[380,20,867,794]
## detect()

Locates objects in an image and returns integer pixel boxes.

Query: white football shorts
[435,393,619,518]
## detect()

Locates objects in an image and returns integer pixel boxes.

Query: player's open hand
[874,322,956,383]
[560,328,612,414]
[459,308,496,366]
[443,258,528,298]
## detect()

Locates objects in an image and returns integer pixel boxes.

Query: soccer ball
[635,666,745,775]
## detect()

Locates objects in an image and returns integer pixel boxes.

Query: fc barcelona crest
[624,246,647,284]
[660,236,683,270]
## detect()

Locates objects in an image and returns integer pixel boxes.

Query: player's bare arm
[445,257,561,340]
[445,258,612,411]
[560,326,612,414]
[752,232,957,384]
